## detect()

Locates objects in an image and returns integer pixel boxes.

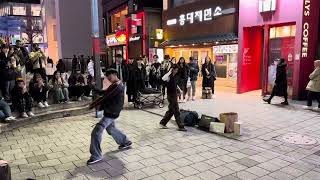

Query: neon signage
[166,6,224,26]
[301,0,311,58]
[106,31,126,47]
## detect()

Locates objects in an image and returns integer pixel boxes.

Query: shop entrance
[239,26,264,93]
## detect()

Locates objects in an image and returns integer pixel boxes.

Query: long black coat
[126,64,136,95]
[201,63,216,88]
[127,64,146,95]
[272,62,288,96]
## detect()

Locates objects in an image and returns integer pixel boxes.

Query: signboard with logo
[106,31,126,47]
[163,0,238,41]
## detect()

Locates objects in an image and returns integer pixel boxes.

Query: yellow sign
[156,29,163,40]
[106,33,126,47]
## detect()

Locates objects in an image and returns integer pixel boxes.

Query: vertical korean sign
[299,0,320,97]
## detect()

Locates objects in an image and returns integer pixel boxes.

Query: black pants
[31,87,48,103]
[14,94,33,113]
[160,95,184,128]
[269,87,288,102]
[69,86,85,98]
[307,91,320,108]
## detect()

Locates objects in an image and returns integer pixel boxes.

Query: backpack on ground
[180,109,199,127]
[198,115,219,131]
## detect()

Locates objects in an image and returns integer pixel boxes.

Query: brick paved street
[1,91,320,180]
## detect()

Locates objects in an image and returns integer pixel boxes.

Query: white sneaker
[27,112,35,117]
[5,116,16,121]
[78,97,82,101]
[21,112,29,118]
[38,102,45,108]
[303,106,313,110]
[192,96,196,101]
[187,97,191,101]
[43,101,49,107]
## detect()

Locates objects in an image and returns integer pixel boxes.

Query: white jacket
[88,61,104,78]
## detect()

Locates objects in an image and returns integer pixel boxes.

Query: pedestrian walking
[160,64,187,131]
[304,60,320,110]
[263,58,289,105]
[177,57,189,102]
[201,56,216,96]
[88,68,132,165]
[187,57,199,101]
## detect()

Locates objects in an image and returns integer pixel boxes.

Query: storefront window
[109,7,128,33]
[31,4,41,16]
[269,25,296,39]
[12,4,26,16]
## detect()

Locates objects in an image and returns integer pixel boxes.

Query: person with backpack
[160,64,187,131]
[87,68,132,165]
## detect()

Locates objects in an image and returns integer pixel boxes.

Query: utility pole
[91,0,102,89]
[91,0,102,118]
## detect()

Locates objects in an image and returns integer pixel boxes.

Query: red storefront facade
[238,0,320,99]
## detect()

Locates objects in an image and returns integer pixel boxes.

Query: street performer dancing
[87,68,132,165]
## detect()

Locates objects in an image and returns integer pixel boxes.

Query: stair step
[31,100,91,114]
[0,104,93,134]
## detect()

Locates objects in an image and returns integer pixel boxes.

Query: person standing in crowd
[80,55,87,74]
[188,57,199,101]
[48,71,69,103]
[56,59,66,74]
[87,57,105,89]
[177,57,189,102]
[29,44,47,81]
[29,73,49,108]
[0,45,17,101]
[88,68,132,165]
[150,55,162,90]
[126,58,136,103]
[11,78,34,118]
[135,58,146,92]
[263,58,289,105]
[161,55,173,96]
[304,60,320,110]
[143,56,151,88]
[202,56,216,96]
[0,95,15,122]
[46,57,56,81]
[111,54,128,84]
[68,70,90,101]
[72,55,81,73]
[14,40,28,75]
[171,57,177,64]
[160,64,186,131]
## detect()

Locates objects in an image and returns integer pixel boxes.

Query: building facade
[0,0,43,49]
[42,0,105,64]
[103,0,163,65]
[238,0,320,99]
[162,0,239,90]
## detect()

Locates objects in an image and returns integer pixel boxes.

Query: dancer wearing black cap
[87,68,132,165]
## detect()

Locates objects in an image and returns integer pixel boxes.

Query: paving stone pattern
[1,91,320,179]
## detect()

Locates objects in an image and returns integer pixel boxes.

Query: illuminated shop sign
[129,36,141,42]
[156,29,163,40]
[259,0,277,13]
[301,0,311,58]
[106,31,126,47]
[213,44,238,54]
[166,6,236,26]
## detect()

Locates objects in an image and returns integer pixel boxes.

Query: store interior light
[192,44,195,46]
[179,44,183,47]
[215,41,219,44]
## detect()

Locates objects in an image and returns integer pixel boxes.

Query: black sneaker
[263,99,271,104]
[87,157,102,165]
[281,101,289,105]
[178,127,187,131]
[118,141,132,150]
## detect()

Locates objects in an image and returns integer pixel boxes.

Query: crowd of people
[113,54,217,104]
[0,41,95,121]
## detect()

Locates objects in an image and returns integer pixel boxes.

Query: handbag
[186,78,191,88]
[198,115,219,131]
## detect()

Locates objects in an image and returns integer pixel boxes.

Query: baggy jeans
[89,117,130,160]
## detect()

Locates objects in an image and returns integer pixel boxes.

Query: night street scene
[1,0,320,179]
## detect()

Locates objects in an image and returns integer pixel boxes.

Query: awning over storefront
[161,33,238,47]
